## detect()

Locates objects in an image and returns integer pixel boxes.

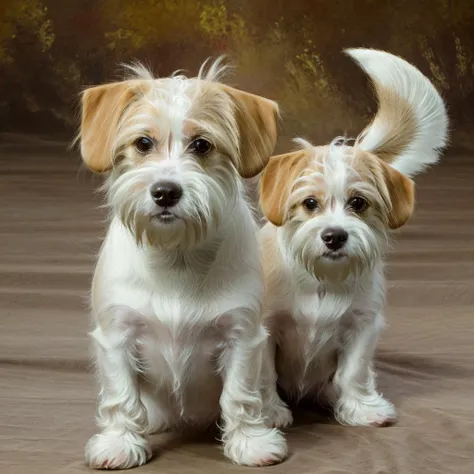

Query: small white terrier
[78,60,287,469]
[258,49,449,427]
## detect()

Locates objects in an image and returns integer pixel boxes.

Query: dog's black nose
[150,181,182,208]
[321,227,348,251]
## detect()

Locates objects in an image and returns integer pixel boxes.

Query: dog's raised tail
[346,48,449,177]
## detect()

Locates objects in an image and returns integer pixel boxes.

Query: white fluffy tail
[346,48,449,177]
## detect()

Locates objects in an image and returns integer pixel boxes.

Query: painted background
[1,0,473,149]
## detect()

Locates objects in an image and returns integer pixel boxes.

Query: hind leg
[261,341,293,429]
[139,381,174,435]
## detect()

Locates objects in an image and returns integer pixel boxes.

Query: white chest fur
[270,266,385,400]
[91,215,263,426]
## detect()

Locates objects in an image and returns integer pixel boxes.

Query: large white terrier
[258,49,449,427]
[78,61,287,469]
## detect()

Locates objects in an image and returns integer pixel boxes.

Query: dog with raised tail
[77,59,288,469]
[258,48,449,428]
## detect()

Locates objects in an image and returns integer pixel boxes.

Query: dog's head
[260,139,414,281]
[78,60,279,249]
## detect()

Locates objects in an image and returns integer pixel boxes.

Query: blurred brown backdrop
[1,5,474,473]
[1,0,473,150]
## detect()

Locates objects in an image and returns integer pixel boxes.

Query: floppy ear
[380,160,415,229]
[260,150,309,226]
[220,85,279,178]
[79,81,139,173]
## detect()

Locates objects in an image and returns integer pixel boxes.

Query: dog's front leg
[260,339,293,429]
[85,310,151,470]
[333,313,396,427]
[219,316,287,466]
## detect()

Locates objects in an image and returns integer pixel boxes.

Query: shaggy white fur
[259,48,449,428]
[78,59,287,469]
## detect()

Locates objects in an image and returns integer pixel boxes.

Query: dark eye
[134,136,154,154]
[190,138,212,156]
[303,197,319,211]
[348,196,369,213]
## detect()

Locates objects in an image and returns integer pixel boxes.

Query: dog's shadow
[148,425,228,465]
[281,350,474,429]
[146,351,473,464]
[146,402,334,466]
[288,400,335,429]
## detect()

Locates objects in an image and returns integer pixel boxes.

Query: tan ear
[220,85,279,178]
[260,150,310,226]
[80,81,140,173]
[380,161,415,229]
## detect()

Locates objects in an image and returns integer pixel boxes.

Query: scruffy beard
[283,218,389,283]
[105,159,239,252]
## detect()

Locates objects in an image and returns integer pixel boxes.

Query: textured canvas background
[1,2,473,473]
[1,0,473,149]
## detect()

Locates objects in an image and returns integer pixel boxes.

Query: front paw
[85,431,151,470]
[223,424,288,467]
[335,394,397,427]
[263,401,293,429]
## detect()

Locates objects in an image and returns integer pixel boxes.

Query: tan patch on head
[260,148,313,226]
[216,84,279,178]
[381,161,415,228]
[291,148,329,219]
[79,70,279,180]
[182,119,196,139]
[354,149,415,229]
[79,79,152,173]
